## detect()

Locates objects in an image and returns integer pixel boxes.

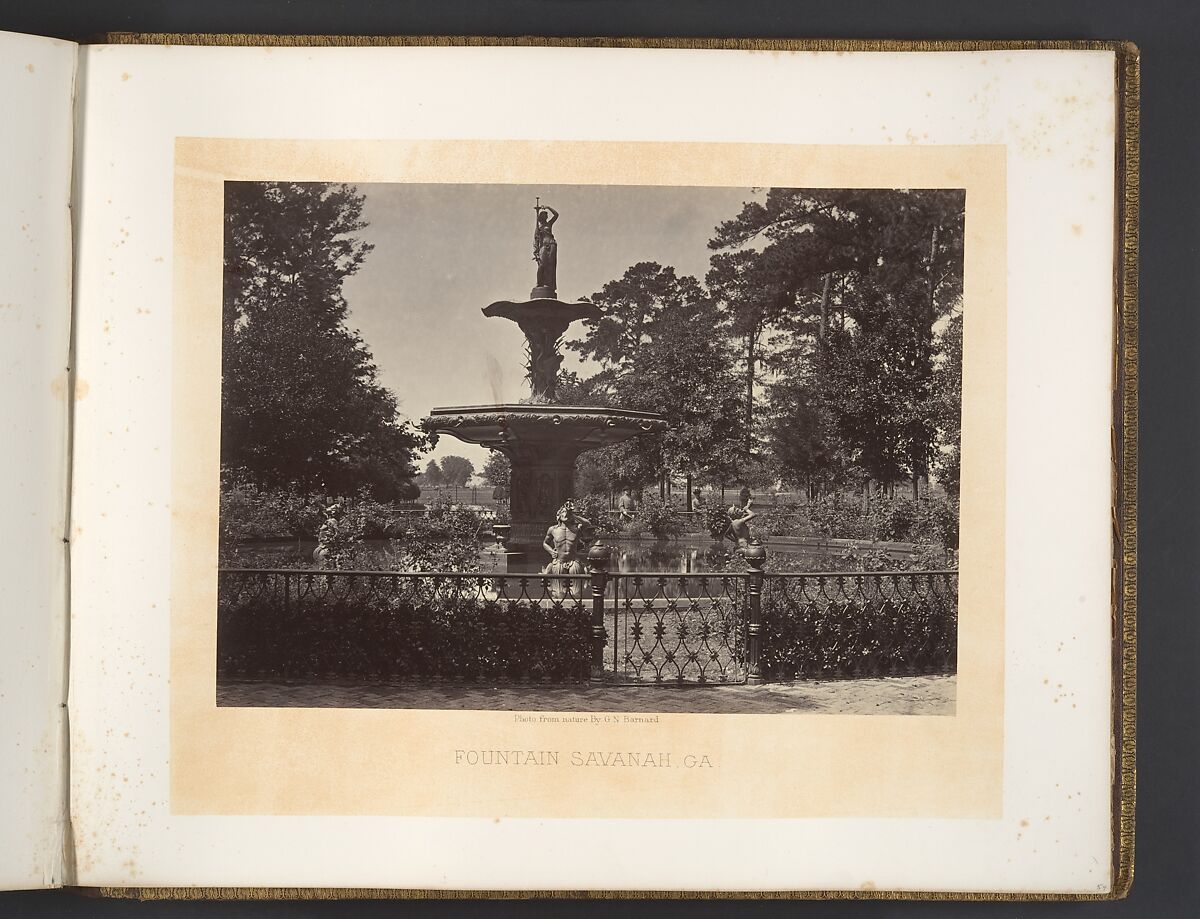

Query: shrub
[396,481,421,501]
[219,478,324,541]
[217,572,592,682]
[915,493,960,550]
[369,504,487,572]
[635,497,685,540]
[705,506,732,541]
[759,573,958,679]
[219,476,412,542]
[877,498,918,542]
[804,493,873,540]
[575,493,621,539]
[743,490,959,558]
[314,505,367,569]
[751,505,809,538]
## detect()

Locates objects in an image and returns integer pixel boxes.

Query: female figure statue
[533,204,559,294]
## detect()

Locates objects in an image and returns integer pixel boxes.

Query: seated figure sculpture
[724,499,758,550]
[541,500,596,590]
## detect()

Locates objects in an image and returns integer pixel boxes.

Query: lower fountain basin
[423,404,669,544]
[423,404,668,456]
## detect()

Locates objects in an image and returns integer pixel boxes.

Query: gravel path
[218,674,955,715]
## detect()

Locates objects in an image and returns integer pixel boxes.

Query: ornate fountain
[422,203,668,548]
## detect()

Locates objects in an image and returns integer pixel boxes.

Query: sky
[340,183,762,471]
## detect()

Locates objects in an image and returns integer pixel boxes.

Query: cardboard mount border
[85,34,1138,902]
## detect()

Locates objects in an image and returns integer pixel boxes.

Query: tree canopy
[221,182,426,499]
[565,263,748,495]
[481,451,512,488]
[421,460,445,487]
[221,183,965,510]
[565,188,965,501]
[438,455,476,487]
[709,187,966,497]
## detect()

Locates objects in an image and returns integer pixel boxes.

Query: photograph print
[215,181,964,715]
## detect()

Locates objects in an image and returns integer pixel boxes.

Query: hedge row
[218,588,592,683]
[758,577,958,679]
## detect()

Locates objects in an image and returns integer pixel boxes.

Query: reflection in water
[494,540,821,574]
[615,543,708,574]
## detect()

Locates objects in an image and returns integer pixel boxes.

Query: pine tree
[566,265,747,497]
[709,188,965,496]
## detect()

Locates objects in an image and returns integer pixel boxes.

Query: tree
[221,181,426,499]
[567,262,706,371]
[481,451,511,488]
[565,267,747,502]
[556,370,662,493]
[705,249,774,458]
[621,295,747,505]
[573,458,611,499]
[396,481,421,501]
[931,313,964,497]
[766,378,845,499]
[820,299,922,491]
[422,459,445,487]
[710,187,965,498]
[438,455,476,487]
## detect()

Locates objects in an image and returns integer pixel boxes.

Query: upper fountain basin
[482,298,604,325]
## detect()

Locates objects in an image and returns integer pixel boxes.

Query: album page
[67,42,1121,893]
[0,30,76,890]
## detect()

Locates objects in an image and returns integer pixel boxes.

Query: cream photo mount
[170,137,1007,820]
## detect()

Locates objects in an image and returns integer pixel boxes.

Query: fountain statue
[532,204,558,297]
[724,499,758,550]
[422,202,669,552]
[541,500,595,575]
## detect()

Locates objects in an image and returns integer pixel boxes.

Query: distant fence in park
[216,552,957,685]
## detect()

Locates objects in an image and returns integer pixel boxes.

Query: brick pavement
[217,674,955,715]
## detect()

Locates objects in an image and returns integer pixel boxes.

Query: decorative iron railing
[606,573,746,684]
[216,551,958,685]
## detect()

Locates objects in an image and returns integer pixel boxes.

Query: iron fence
[606,573,747,685]
[217,553,958,685]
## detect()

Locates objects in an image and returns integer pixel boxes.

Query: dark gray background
[0,1,1195,916]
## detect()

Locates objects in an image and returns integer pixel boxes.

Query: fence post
[586,544,611,682]
[742,542,768,683]
[276,571,288,677]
